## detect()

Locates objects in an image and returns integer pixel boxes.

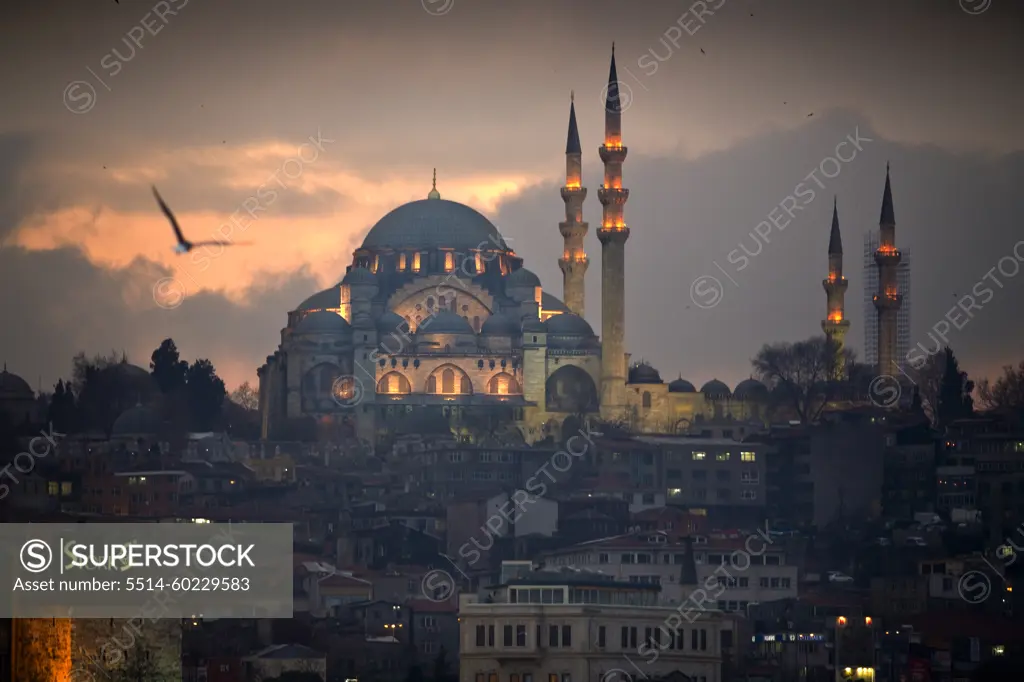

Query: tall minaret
[821,197,850,378]
[873,164,903,378]
[558,92,588,317]
[597,43,630,421]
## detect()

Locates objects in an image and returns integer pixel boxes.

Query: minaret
[873,164,903,378]
[558,91,589,317]
[597,43,630,422]
[821,197,850,379]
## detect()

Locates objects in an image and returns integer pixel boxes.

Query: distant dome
[377,311,410,336]
[544,313,594,336]
[506,267,541,288]
[668,377,696,393]
[734,378,768,400]
[522,318,546,333]
[628,362,663,385]
[700,379,732,399]
[296,285,341,311]
[342,267,377,286]
[295,310,351,335]
[541,292,569,313]
[112,404,161,437]
[481,313,520,336]
[417,310,476,336]
[0,367,32,398]
[360,199,509,252]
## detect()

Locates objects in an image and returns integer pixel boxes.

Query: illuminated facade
[256,47,767,446]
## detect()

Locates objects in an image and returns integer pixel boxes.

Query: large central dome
[360,198,510,252]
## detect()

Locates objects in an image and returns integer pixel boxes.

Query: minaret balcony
[597,226,630,244]
[599,145,628,163]
[873,250,901,266]
[560,186,587,200]
[598,187,630,204]
[872,293,903,309]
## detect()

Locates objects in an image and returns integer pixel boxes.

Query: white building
[459,567,730,682]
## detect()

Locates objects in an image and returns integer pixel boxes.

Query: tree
[907,351,946,426]
[47,379,77,433]
[432,646,453,682]
[230,380,259,411]
[150,339,188,394]
[978,360,1024,425]
[751,335,854,424]
[72,350,132,435]
[936,347,974,430]
[185,359,227,432]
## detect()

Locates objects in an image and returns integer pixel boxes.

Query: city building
[458,566,730,682]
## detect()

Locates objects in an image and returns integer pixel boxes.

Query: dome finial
[427,168,440,200]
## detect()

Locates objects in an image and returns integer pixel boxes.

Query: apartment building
[459,568,729,682]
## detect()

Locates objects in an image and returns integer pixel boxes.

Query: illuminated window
[398,253,407,271]
[475,252,484,272]
[48,481,58,496]
[444,252,455,272]
[741,451,756,462]
[371,255,379,274]
[61,482,72,495]
[412,252,421,272]
[716,452,730,461]
[692,451,706,461]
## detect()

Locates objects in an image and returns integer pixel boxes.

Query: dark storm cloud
[0,132,45,239]
[495,110,1024,387]
[0,244,320,389]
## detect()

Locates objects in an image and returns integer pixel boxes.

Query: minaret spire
[597,43,630,421]
[873,164,903,382]
[559,92,588,316]
[822,198,850,379]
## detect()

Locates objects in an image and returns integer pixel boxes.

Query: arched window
[398,253,407,271]
[642,391,652,409]
[486,373,522,395]
[412,252,421,272]
[376,372,411,395]
[444,252,455,272]
[475,252,484,273]
[439,295,446,308]
[461,375,473,394]
[426,375,437,393]
[441,368,455,394]
[426,297,435,309]
[427,365,473,395]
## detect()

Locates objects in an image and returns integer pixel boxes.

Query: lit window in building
[475,252,484,272]
[371,255,379,274]
[398,253,407,271]
[741,451,756,462]
[412,252,421,272]
[444,252,455,272]
[692,451,706,460]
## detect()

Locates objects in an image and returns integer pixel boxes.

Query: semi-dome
[0,366,32,397]
[628,362,663,384]
[377,311,410,336]
[295,310,351,335]
[481,313,520,336]
[506,267,541,288]
[734,378,768,400]
[668,376,696,393]
[700,379,732,399]
[112,404,161,437]
[342,267,377,286]
[544,313,594,336]
[417,310,476,336]
[541,292,569,313]
[360,199,509,252]
[296,285,341,311]
[522,318,546,333]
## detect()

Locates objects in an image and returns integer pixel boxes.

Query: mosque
[255,46,766,446]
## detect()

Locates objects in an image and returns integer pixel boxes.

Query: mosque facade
[255,47,766,445]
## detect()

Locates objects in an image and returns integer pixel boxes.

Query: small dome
[700,379,732,399]
[295,311,351,335]
[481,313,520,336]
[112,404,161,437]
[544,313,594,336]
[734,378,768,400]
[506,267,541,288]
[377,311,410,336]
[668,377,696,393]
[360,198,509,251]
[417,310,476,335]
[628,362,663,385]
[0,367,33,397]
[342,267,378,286]
[296,285,341,311]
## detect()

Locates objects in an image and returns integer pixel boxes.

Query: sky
[1,0,1022,394]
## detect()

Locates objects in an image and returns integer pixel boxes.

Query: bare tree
[978,360,1024,424]
[906,352,945,426]
[752,335,854,424]
[230,380,260,411]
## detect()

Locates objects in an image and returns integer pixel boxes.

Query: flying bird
[152,186,250,254]
[807,112,814,117]
[700,48,706,55]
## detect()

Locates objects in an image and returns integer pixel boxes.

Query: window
[621,626,637,648]
[598,625,606,648]
[741,490,757,500]
[422,616,436,627]
[48,482,58,496]
[516,625,527,647]
[741,471,759,483]
[561,625,572,647]
[445,252,455,272]
[691,629,698,650]
[741,451,756,462]
[503,625,513,646]
[476,625,486,646]
[412,252,421,272]
[642,391,652,408]
[423,641,436,654]
[477,675,485,682]
[549,625,559,647]
[700,629,707,651]
[716,452,730,461]
[598,553,609,564]
[488,625,495,646]
[692,451,706,460]
[562,675,571,682]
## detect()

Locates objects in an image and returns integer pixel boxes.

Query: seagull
[152,186,251,254]
[807,112,814,117]
[700,48,706,55]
